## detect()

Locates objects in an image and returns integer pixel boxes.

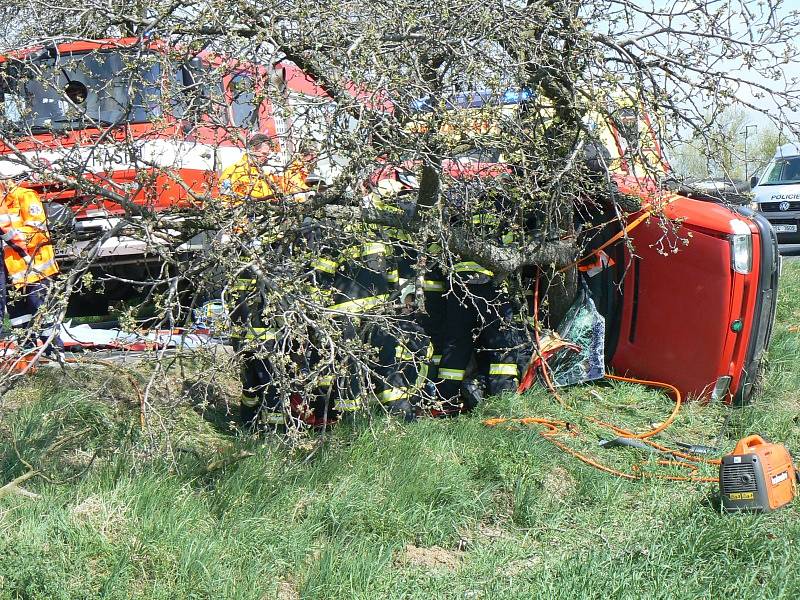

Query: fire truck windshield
[3,50,162,131]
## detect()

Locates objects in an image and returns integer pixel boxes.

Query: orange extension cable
[484,271,720,483]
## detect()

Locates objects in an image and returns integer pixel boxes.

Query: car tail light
[729,220,753,274]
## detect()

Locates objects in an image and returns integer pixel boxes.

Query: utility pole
[741,124,758,181]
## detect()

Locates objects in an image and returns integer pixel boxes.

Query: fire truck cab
[0,38,334,266]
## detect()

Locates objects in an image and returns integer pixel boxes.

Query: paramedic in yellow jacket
[219,134,310,205]
[0,178,62,350]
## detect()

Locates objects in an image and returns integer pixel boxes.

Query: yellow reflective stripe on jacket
[311,257,339,274]
[380,387,410,404]
[343,242,389,260]
[489,363,519,377]
[417,362,429,386]
[387,269,400,283]
[439,367,466,381]
[328,294,389,314]
[9,258,57,283]
[396,344,415,361]
[232,278,257,292]
[453,261,494,277]
[362,242,390,257]
[422,280,445,292]
[431,354,442,365]
[35,258,57,274]
[317,375,335,387]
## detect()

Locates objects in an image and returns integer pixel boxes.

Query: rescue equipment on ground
[720,435,797,512]
[517,332,579,393]
[0,321,220,356]
[487,271,720,483]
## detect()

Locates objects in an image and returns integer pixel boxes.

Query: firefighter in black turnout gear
[309,203,432,416]
[220,134,314,430]
[312,231,391,413]
[228,273,286,428]
[363,177,438,417]
[434,183,530,415]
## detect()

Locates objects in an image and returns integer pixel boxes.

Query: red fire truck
[0,37,333,264]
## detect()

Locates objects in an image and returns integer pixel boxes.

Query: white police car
[752,143,800,249]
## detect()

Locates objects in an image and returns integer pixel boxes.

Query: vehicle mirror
[750,175,759,190]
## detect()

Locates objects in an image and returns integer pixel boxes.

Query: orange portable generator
[720,435,797,512]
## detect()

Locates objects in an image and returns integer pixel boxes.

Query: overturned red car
[372,92,779,405]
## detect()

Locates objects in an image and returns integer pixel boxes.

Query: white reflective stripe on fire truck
[0,140,243,179]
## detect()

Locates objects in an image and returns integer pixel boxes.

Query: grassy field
[2,262,800,600]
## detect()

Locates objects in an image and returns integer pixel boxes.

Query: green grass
[3,263,800,599]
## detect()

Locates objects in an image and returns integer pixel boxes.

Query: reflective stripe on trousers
[489,363,519,377]
[334,396,364,412]
[439,367,466,381]
[241,394,261,408]
[380,387,411,403]
[422,280,445,292]
[259,411,286,425]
